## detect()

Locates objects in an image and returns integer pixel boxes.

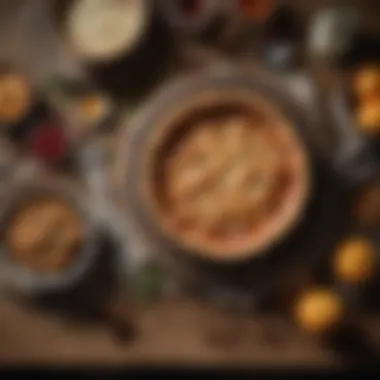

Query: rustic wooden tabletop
[0,295,347,366]
[1,0,380,368]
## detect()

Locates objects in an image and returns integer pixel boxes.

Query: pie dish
[112,67,319,267]
[0,177,99,296]
[143,91,311,262]
[6,199,85,274]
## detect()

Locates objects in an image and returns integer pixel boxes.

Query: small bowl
[52,0,152,64]
[43,75,115,142]
[0,176,100,297]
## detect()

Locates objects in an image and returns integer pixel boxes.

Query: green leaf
[132,263,165,303]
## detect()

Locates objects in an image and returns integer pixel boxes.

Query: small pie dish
[0,176,100,296]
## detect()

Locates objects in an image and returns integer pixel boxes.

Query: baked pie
[6,200,85,273]
[147,95,310,261]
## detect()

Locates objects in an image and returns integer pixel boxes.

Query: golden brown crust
[6,200,85,273]
[143,91,310,261]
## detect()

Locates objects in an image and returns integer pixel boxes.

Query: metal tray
[112,64,355,312]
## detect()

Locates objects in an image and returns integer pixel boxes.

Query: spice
[79,93,108,124]
[333,238,376,284]
[357,102,380,135]
[0,72,31,125]
[354,66,380,136]
[6,199,85,273]
[354,67,380,100]
[294,289,345,335]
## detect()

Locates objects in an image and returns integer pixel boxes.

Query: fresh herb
[132,262,165,303]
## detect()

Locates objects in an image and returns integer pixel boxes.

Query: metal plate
[112,65,351,311]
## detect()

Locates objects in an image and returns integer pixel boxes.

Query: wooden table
[0,295,346,366]
[1,0,380,368]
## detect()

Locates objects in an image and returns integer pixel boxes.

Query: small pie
[6,200,85,273]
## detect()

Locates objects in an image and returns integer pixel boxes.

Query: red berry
[30,124,68,163]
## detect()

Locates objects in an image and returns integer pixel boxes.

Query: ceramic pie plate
[113,66,317,265]
[111,65,353,310]
[0,175,100,297]
[142,91,311,263]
